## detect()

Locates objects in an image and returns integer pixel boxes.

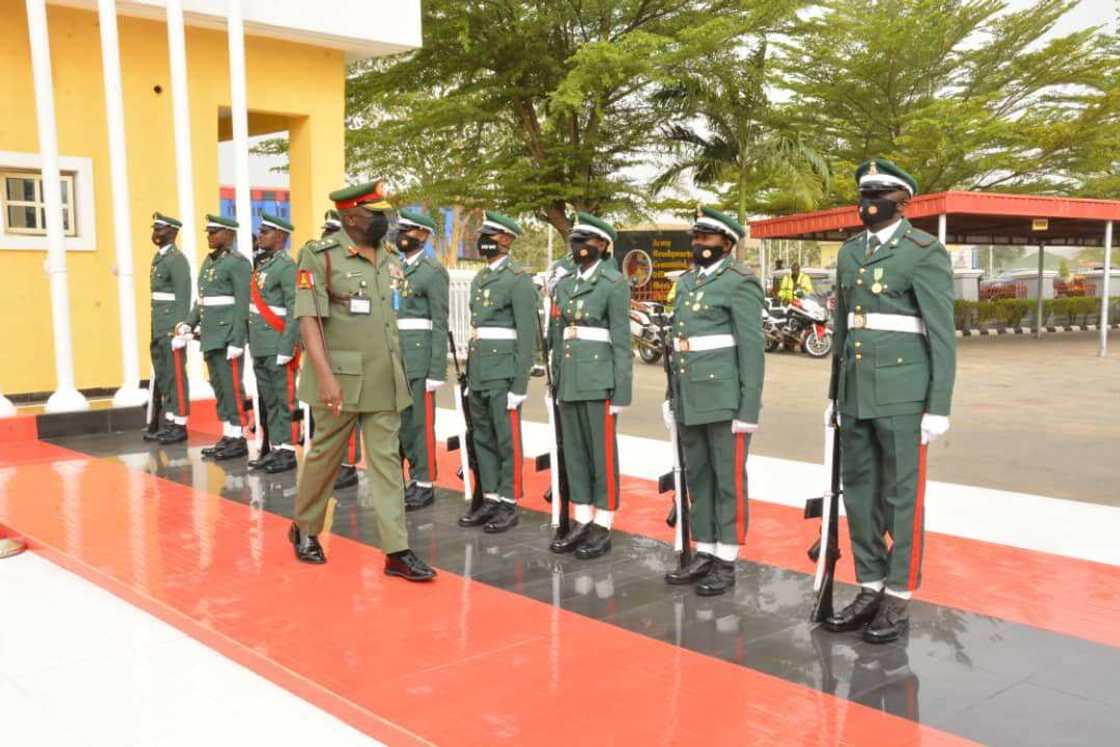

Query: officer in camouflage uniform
[288,181,435,582]
[393,209,449,511]
[457,211,538,534]
[662,207,764,597]
[246,212,300,474]
[823,158,955,643]
[146,212,192,445]
[546,213,632,559]
[175,214,251,460]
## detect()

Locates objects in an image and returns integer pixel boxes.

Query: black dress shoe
[549,522,591,554]
[214,437,248,460]
[334,465,359,490]
[264,449,297,474]
[385,549,436,582]
[404,485,434,511]
[404,481,419,500]
[458,500,500,527]
[288,523,326,564]
[156,424,187,445]
[824,587,883,632]
[248,450,277,470]
[143,427,169,442]
[483,503,519,534]
[665,552,716,585]
[863,595,909,644]
[696,558,736,596]
[201,436,232,457]
[575,525,612,560]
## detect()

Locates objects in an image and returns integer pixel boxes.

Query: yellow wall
[0,2,344,395]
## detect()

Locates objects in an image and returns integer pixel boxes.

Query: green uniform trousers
[401,377,437,483]
[558,399,619,511]
[204,350,246,428]
[253,356,297,446]
[150,338,189,417]
[468,385,523,501]
[294,408,408,553]
[680,421,750,545]
[839,413,926,591]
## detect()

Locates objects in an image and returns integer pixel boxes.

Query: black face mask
[359,212,389,246]
[477,235,501,259]
[396,234,423,255]
[691,242,725,267]
[570,238,601,264]
[858,196,899,227]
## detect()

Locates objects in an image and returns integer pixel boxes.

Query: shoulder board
[232,251,250,262]
[306,237,339,254]
[906,227,937,248]
[728,260,756,278]
[841,233,865,250]
[599,264,622,282]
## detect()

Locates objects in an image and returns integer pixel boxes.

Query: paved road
[439,331,1120,506]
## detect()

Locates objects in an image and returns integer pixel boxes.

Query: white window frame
[2,171,78,238]
[0,151,96,252]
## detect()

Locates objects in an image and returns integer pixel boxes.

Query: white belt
[250,305,287,317]
[673,334,736,352]
[847,312,926,335]
[201,295,236,307]
[151,292,176,302]
[562,326,610,342]
[471,327,517,341]
[397,318,433,331]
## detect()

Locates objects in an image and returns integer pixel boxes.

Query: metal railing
[448,268,477,360]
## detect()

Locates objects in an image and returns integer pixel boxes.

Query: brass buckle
[677,337,690,352]
[852,312,866,329]
[563,325,578,340]
[470,328,479,341]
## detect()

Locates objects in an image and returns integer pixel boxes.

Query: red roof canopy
[749,191,1120,246]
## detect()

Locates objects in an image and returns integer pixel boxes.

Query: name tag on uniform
[349,294,372,315]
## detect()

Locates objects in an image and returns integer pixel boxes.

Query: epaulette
[307,236,339,254]
[728,260,756,278]
[907,227,937,248]
[600,264,622,282]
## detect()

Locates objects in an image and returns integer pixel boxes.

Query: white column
[166,0,212,399]
[938,213,947,245]
[1100,220,1112,357]
[97,0,146,408]
[26,0,88,413]
[227,0,253,261]
[1035,244,1045,339]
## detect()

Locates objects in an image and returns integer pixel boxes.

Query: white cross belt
[673,334,736,352]
[847,312,926,335]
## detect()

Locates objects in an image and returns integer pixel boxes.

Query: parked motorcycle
[630,299,671,364]
[762,294,833,358]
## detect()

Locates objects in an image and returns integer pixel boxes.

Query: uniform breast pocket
[687,358,739,412]
[575,345,614,391]
[874,337,930,405]
[329,350,364,406]
[480,348,515,381]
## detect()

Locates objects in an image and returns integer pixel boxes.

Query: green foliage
[953,297,1117,329]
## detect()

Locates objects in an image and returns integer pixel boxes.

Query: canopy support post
[1035,244,1045,339]
[1100,221,1112,357]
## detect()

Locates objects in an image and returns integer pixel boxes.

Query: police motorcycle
[630,298,671,364]
[763,291,833,358]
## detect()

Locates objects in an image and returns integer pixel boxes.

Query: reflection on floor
[0,430,1117,746]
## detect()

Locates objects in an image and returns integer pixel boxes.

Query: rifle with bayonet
[804,389,842,623]
[446,330,484,512]
[656,327,692,567]
[534,308,571,539]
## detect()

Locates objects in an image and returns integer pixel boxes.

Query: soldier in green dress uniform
[145,212,192,445]
[245,212,300,474]
[393,209,449,511]
[823,158,955,643]
[546,213,632,559]
[456,211,539,534]
[662,207,765,597]
[175,214,251,460]
[288,181,435,582]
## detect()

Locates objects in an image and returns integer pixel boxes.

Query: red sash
[251,274,286,333]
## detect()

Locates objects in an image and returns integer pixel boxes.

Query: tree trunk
[544,201,573,239]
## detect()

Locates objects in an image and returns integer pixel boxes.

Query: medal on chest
[256,272,267,289]
[871,267,884,294]
[483,288,491,308]
[691,290,704,312]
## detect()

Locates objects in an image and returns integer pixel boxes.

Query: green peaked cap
[259,211,293,233]
[398,208,437,233]
[694,206,744,241]
[482,210,522,237]
[571,211,617,244]
[855,158,918,195]
[152,211,182,229]
[205,213,239,230]
[329,181,391,210]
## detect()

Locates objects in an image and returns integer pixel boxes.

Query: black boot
[483,502,519,534]
[288,523,326,564]
[405,485,434,511]
[385,549,437,581]
[575,525,612,560]
[549,522,591,554]
[862,595,910,644]
[264,449,297,474]
[248,450,277,470]
[143,425,170,442]
[458,500,500,527]
[201,436,232,457]
[156,424,187,445]
[664,552,716,585]
[696,558,736,596]
[334,465,359,490]
[214,437,248,460]
[824,587,883,632]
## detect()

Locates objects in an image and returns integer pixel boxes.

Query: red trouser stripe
[230,356,247,428]
[286,363,298,445]
[171,346,188,417]
[734,432,746,544]
[603,400,617,511]
[908,444,929,589]
[425,390,437,480]
[510,408,522,500]
[347,429,360,465]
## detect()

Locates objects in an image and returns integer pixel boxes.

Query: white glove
[507,392,527,410]
[731,420,758,434]
[276,354,293,366]
[170,335,187,350]
[609,404,626,416]
[661,400,674,431]
[824,401,840,427]
[175,322,192,337]
[226,345,244,360]
[425,379,443,393]
[921,414,950,445]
